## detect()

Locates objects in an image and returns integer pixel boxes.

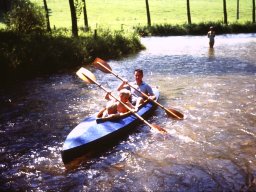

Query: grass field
[30,0,253,31]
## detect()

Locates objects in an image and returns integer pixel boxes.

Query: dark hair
[134,69,143,75]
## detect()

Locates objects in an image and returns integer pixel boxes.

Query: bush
[5,0,46,34]
[0,29,144,81]
[135,22,256,36]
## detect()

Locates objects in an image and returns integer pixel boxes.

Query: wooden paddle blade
[165,108,184,119]
[76,67,96,84]
[152,124,167,133]
[93,58,112,73]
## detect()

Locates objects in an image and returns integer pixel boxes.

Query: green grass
[30,0,254,31]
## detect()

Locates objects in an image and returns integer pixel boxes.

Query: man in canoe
[117,69,155,110]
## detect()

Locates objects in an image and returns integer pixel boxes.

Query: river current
[0,34,255,191]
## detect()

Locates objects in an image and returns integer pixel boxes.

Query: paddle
[93,57,184,120]
[76,67,167,133]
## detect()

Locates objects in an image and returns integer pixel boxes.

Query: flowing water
[0,34,255,191]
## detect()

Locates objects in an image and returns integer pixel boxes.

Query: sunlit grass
[0,23,6,29]
[30,0,253,30]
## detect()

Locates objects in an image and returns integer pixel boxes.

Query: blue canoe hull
[61,89,159,164]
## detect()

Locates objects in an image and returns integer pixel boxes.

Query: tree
[186,0,191,24]
[43,0,51,32]
[69,0,78,37]
[81,0,89,31]
[237,0,239,20]
[145,0,151,27]
[223,0,228,24]
[253,0,255,23]
[5,0,46,33]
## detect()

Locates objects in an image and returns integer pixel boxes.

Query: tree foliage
[5,0,46,33]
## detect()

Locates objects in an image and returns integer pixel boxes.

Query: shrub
[135,22,256,36]
[5,0,46,34]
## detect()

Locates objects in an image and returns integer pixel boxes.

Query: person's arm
[117,80,129,91]
[146,84,156,100]
[147,84,154,95]
[126,101,135,109]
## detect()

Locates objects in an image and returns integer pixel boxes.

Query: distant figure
[207,26,215,48]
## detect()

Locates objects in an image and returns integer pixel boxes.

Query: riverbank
[0,29,144,81]
[135,22,256,36]
[1,22,255,82]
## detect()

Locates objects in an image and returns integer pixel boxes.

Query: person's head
[119,89,131,102]
[106,101,117,114]
[134,69,143,84]
[209,26,214,31]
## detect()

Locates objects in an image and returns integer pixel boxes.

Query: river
[0,34,255,191]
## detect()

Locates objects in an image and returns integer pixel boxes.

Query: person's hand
[105,91,112,100]
[123,79,128,85]
[117,80,129,91]
[148,95,156,100]
[133,107,139,112]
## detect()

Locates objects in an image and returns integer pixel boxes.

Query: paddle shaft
[82,72,166,132]
[95,61,183,120]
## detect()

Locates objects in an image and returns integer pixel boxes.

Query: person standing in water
[207,26,215,48]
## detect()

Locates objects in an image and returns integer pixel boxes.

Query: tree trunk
[145,0,151,27]
[253,0,256,23]
[186,0,191,24]
[69,0,78,37]
[223,0,228,24]
[237,0,239,20]
[43,0,51,32]
[81,0,89,31]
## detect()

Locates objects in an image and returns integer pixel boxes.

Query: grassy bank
[0,29,144,81]
[135,22,256,36]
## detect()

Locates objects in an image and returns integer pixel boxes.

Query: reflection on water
[0,34,256,191]
[208,48,215,59]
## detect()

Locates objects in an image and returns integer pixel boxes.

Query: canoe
[61,88,159,164]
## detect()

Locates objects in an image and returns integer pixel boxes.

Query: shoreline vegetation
[0,0,256,81]
[1,22,255,82]
[0,28,144,81]
[135,22,256,36]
